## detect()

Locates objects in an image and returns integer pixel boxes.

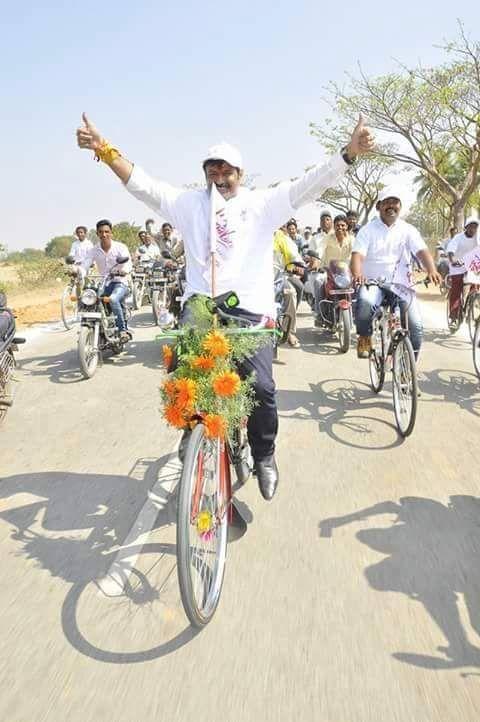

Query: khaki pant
[281,283,297,335]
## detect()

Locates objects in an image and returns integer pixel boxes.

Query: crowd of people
[74,111,479,501]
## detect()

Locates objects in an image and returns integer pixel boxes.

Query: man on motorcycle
[76,112,374,500]
[351,187,440,359]
[69,225,94,263]
[273,226,303,348]
[309,214,354,326]
[81,219,133,343]
[136,231,161,261]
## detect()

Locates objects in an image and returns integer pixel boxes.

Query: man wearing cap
[351,187,440,359]
[76,112,374,500]
[447,218,480,322]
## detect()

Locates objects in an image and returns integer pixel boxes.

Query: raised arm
[289,115,375,209]
[77,114,133,183]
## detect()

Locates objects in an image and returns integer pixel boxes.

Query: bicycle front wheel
[467,293,480,341]
[473,319,480,380]
[392,336,418,437]
[177,423,229,627]
[61,285,77,330]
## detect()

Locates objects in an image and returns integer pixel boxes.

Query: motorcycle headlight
[81,289,98,306]
[333,273,351,289]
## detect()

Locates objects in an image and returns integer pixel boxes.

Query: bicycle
[157,291,275,627]
[446,276,480,340]
[367,279,427,437]
[61,271,80,330]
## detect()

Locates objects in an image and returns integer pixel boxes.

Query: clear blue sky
[0,1,476,250]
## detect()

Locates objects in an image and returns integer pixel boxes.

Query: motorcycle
[67,257,133,379]
[0,292,25,424]
[132,251,155,310]
[150,251,184,327]
[315,260,355,353]
[436,250,450,296]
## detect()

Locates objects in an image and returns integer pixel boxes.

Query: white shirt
[82,241,133,285]
[69,238,94,263]
[447,231,480,276]
[136,242,161,261]
[125,154,347,315]
[308,231,328,256]
[352,216,427,282]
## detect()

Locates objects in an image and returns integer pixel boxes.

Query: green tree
[111,222,143,253]
[311,22,480,228]
[45,235,72,258]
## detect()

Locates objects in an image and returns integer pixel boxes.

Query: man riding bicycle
[447,218,480,323]
[351,187,440,359]
[76,113,374,499]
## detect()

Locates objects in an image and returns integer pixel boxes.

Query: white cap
[377,185,403,203]
[465,216,479,227]
[203,142,243,170]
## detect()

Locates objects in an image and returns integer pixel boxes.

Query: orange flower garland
[164,404,187,429]
[203,413,227,439]
[190,355,216,371]
[162,344,174,369]
[175,378,197,412]
[202,330,231,357]
[212,371,241,397]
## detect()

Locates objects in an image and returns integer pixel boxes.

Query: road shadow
[422,327,472,352]
[277,378,403,450]
[0,456,197,662]
[418,368,480,416]
[319,496,480,671]
[129,309,157,329]
[20,335,163,384]
[295,326,346,356]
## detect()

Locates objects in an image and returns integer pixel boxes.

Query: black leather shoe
[255,454,279,501]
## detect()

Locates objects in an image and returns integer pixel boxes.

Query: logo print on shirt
[215,208,236,262]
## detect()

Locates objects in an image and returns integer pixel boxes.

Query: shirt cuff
[125,164,147,191]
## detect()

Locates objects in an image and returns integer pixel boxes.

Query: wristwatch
[341,146,356,166]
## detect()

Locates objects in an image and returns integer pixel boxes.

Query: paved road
[2,296,480,722]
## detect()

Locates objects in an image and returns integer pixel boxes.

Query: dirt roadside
[7,285,63,328]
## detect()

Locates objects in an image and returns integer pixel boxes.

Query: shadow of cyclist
[319,495,480,670]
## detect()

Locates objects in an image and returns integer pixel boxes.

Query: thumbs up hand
[76,112,104,151]
[345,113,375,160]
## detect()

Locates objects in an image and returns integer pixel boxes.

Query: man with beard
[351,187,440,359]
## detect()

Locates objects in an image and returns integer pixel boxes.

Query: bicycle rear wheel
[369,318,386,393]
[177,423,229,627]
[392,336,418,437]
[473,319,480,380]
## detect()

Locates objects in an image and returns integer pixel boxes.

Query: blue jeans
[355,285,423,356]
[103,282,129,332]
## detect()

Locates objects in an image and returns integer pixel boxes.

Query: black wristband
[341,146,356,166]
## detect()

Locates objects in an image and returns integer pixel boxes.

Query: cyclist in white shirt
[351,187,440,359]
[69,225,94,264]
[76,112,375,501]
[447,218,480,323]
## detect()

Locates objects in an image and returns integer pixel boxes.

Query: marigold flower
[203,413,227,439]
[164,404,187,429]
[202,330,231,357]
[190,355,216,371]
[175,378,197,411]
[162,379,176,398]
[212,371,241,397]
[162,344,174,369]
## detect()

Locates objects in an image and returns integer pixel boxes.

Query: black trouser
[180,302,278,462]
